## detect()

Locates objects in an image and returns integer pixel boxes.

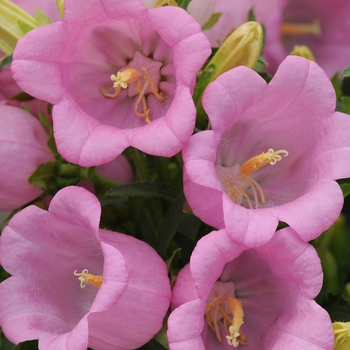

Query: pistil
[101,67,164,124]
[221,148,288,209]
[239,148,288,176]
[74,269,103,288]
[281,19,321,37]
[205,296,247,347]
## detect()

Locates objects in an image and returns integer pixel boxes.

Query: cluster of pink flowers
[1,0,350,349]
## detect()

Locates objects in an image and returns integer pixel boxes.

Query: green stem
[80,167,122,188]
[127,147,150,181]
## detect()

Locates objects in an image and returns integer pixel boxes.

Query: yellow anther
[101,66,163,123]
[74,269,103,289]
[111,68,139,89]
[239,148,288,176]
[281,19,322,37]
[205,296,247,347]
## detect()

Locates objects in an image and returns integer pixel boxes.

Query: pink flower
[0,105,54,210]
[168,228,334,349]
[12,0,211,167]
[0,64,21,102]
[0,186,171,349]
[183,56,350,247]
[78,154,134,193]
[97,154,133,184]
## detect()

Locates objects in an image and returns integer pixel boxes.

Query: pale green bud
[207,21,263,82]
[290,45,316,62]
[193,21,263,128]
[333,322,350,350]
[0,0,37,55]
[55,0,65,18]
[153,0,178,6]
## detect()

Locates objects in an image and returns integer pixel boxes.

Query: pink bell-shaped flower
[168,228,334,349]
[12,0,211,166]
[183,56,350,247]
[0,105,54,210]
[0,186,171,349]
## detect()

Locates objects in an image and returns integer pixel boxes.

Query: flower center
[101,66,164,124]
[205,296,247,347]
[281,19,321,37]
[221,148,288,209]
[74,269,103,288]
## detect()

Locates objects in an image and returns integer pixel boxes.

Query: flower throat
[205,296,247,347]
[222,148,288,209]
[101,67,164,124]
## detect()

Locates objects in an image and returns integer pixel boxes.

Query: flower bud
[208,21,263,81]
[333,322,350,350]
[290,45,316,62]
[0,0,37,54]
[55,0,65,19]
[0,105,54,210]
[194,21,263,127]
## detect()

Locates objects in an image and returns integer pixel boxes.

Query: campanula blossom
[168,228,334,349]
[183,56,350,247]
[0,186,171,349]
[0,105,54,210]
[12,0,211,167]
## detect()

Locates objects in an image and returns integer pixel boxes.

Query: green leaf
[47,133,59,158]
[0,54,12,69]
[202,12,222,30]
[27,161,56,190]
[9,91,33,101]
[320,293,350,322]
[34,9,52,26]
[340,182,350,198]
[156,193,185,256]
[331,72,342,100]
[195,64,216,91]
[341,96,350,115]
[321,215,349,265]
[316,245,339,293]
[17,20,34,35]
[0,330,38,349]
[341,65,350,79]
[38,108,53,135]
[193,63,216,127]
[247,8,256,21]
[137,339,168,350]
[101,182,182,206]
[176,0,192,10]
[165,247,182,271]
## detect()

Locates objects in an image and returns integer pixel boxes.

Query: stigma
[205,296,247,347]
[74,269,103,288]
[101,67,164,124]
[239,148,288,176]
